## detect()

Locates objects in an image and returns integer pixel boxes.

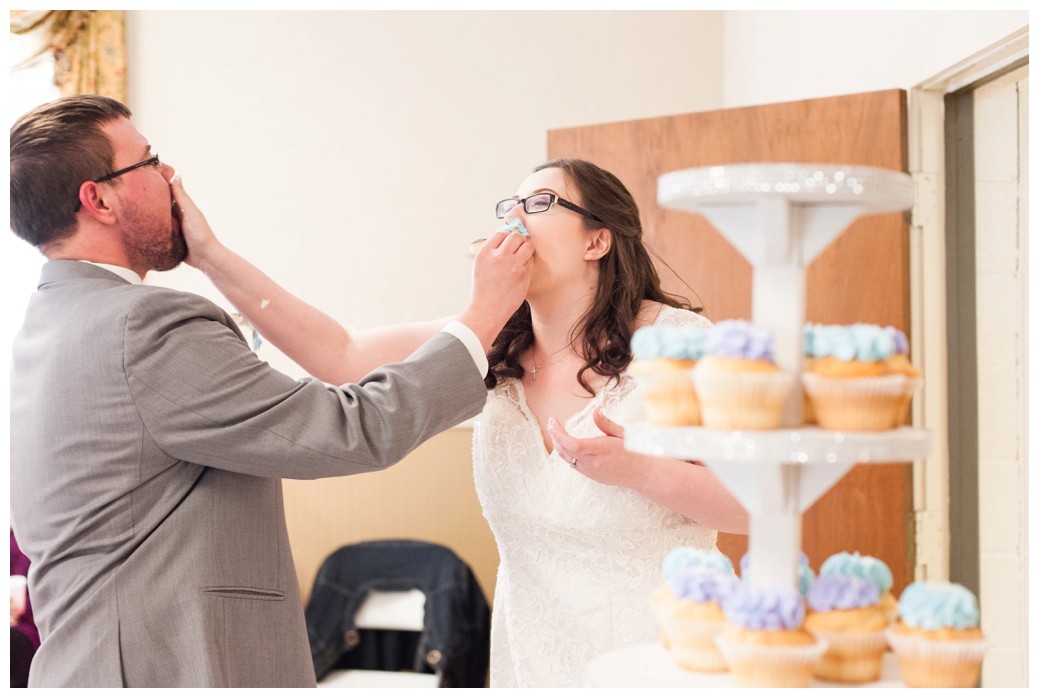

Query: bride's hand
[170,175,225,270]
[547,408,651,491]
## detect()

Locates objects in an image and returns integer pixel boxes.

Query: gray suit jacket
[9,260,488,687]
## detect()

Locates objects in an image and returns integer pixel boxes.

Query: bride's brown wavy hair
[486,158,699,395]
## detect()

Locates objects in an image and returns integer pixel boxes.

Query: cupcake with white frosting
[804,574,890,683]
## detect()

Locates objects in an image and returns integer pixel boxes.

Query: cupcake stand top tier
[625,163,930,591]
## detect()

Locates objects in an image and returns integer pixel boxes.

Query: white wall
[125,10,724,376]
[722,11,1028,107]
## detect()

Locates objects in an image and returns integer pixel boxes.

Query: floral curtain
[10,10,126,102]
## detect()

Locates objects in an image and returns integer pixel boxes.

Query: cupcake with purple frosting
[716,583,827,687]
[691,320,794,429]
[651,548,733,656]
[663,565,740,672]
[804,574,890,683]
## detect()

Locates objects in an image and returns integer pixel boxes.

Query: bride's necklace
[529,340,576,381]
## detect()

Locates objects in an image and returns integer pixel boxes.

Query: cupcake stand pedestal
[606,164,928,687]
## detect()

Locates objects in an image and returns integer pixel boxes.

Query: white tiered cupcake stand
[605,163,928,687]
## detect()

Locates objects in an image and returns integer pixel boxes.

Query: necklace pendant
[530,362,540,380]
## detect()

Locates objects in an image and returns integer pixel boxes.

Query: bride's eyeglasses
[495,192,605,225]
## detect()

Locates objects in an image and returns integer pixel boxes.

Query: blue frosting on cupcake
[662,547,734,583]
[898,581,980,631]
[497,218,529,236]
[631,325,707,361]
[820,551,893,595]
[803,323,895,362]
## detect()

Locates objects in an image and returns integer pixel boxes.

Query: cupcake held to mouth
[468,218,529,255]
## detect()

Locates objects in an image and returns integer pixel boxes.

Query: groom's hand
[458,230,533,351]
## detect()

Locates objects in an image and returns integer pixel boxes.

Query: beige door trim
[907,26,1028,582]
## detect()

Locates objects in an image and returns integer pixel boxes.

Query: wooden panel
[548,90,914,593]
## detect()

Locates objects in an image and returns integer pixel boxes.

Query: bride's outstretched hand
[170,175,224,270]
[547,408,650,491]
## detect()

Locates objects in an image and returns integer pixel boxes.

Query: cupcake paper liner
[650,586,678,649]
[664,617,728,673]
[715,634,828,688]
[631,361,701,425]
[692,369,794,430]
[801,373,908,431]
[895,376,924,424]
[885,628,988,688]
[809,628,889,683]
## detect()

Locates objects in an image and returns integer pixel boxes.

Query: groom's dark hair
[11,94,132,248]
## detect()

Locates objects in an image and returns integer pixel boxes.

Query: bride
[171,158,747,687]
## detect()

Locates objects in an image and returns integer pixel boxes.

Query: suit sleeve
[123,289,487,479]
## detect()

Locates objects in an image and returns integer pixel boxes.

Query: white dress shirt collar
[79,260,143,285]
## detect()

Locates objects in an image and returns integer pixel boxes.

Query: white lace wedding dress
[472,306,717,687]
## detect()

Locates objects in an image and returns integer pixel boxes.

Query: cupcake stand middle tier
[611,163,930,687]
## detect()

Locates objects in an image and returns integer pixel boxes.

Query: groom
[8,95,531,687]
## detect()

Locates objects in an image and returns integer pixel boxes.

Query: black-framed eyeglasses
[495,192,605,225]
[74,154,162,212]
[96,153,161,183]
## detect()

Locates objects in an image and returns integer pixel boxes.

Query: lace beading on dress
[473,306,717,687]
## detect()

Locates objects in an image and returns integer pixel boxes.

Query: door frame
[906,25,1028,583]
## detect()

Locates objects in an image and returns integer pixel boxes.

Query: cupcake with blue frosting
[886,581,987,687]
[820,551,897,619]
[883,326,923,423]
[691,320,794,429]
[629,324,708,425]
[716,583,827,687]
[801,323,921,431]
[804,574,890,683]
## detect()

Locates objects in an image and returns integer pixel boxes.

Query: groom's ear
[77,181,118,224]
